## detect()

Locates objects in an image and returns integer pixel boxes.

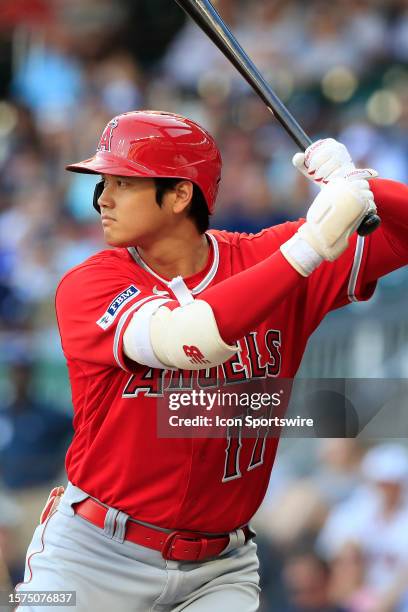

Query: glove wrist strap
[280,232,324,277]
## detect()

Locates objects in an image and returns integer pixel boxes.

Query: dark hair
[153,178,210,234]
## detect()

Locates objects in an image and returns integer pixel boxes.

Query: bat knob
[357,213,381,236]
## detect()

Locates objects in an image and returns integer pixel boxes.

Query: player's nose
[98,185,115,209]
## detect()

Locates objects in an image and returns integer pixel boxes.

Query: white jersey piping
[347,235,365,302]
[127,232,219,296]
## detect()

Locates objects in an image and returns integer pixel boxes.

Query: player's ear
[171,181,194,214]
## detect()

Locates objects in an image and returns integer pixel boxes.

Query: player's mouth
[101,215,116,225]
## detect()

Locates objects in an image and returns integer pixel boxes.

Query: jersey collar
[127,232,219,295]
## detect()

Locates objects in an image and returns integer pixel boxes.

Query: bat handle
[357,212,381,236]
[297,132,380,237]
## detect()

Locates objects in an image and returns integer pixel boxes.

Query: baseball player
[15,111,408,611]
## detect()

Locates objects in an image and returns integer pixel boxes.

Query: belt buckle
[161,531,207,561]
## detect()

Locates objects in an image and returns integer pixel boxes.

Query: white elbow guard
[123,282,238,370]
[150,300,238,370]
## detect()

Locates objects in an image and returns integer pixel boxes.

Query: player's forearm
[199,250,304,344]
[205,179,377,344]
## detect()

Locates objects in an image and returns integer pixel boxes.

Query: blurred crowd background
[0,0,408,610]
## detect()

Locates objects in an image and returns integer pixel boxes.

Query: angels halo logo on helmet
[97,118,119,153]
[66,110,222,214]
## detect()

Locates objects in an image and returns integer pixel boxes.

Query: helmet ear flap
[93,180,104,213]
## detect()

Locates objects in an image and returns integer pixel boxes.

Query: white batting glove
[280,178,375,277]
[292,138,378,184]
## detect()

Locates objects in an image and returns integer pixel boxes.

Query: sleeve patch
[96,285,141,330]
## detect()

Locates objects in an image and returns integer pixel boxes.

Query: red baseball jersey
[56,179,407,533]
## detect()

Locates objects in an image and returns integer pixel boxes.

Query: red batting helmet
[66,110,222,214]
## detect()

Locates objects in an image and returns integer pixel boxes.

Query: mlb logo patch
[97,285,140,330]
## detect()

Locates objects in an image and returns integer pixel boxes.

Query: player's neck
[137,231,210,280]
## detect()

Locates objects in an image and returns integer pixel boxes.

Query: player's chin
[104,232,134,248]
[103,231,124,247]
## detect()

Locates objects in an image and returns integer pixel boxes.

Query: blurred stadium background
[0,0,408,610]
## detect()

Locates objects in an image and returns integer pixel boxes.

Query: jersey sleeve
[55,261,169,373]
[301,233,376,331]
[304,178,408,330]
[358,179,408,284]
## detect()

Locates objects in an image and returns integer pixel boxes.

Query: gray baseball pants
[15,484,260,611]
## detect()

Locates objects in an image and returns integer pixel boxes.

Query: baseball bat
[174,0,380,236]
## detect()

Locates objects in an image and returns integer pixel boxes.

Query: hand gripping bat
[174,0,380,236]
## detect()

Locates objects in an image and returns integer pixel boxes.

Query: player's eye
[117,179,128,188]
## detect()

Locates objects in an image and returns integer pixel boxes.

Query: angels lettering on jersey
[122,328,282,399]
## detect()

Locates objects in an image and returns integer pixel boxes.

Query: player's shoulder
[209,220,303,251]
[56,248,137,293]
